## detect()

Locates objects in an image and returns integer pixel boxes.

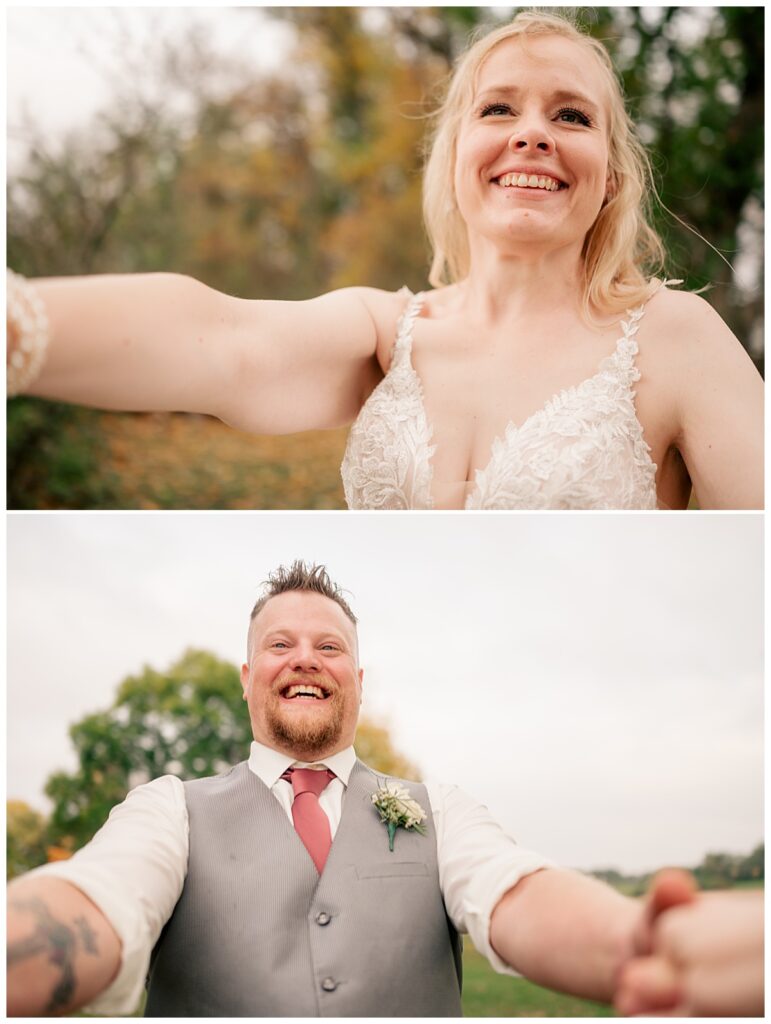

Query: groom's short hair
[250,561,358,626]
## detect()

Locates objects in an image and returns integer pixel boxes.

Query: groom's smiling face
[241,591,363,761]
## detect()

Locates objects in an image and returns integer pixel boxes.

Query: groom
[9,562,695,1016]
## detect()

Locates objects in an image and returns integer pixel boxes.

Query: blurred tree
[7,800,50,879]
[592,841,764,895]
[44,648,419,851]
[610,6,764,364]
[738,842,764,881]
[45,649,250,849]
[693,844,765,889]
[354,719,421,781]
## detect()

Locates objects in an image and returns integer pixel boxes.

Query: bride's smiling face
[454,34,612,255]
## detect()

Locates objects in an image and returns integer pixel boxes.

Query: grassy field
[9,408,350,510]
[461,941,614,1017]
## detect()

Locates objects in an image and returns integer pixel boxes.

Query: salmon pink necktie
[282,767,336,873]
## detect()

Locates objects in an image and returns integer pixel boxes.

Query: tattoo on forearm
[74,915,99,955]
[8,895,100,1013]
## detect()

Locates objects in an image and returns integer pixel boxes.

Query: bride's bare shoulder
[357,284,458,365]
[641,282,744,364]
[645,283,732,337]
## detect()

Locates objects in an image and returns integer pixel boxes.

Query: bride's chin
[488,224,568,251]
[488,212,588,246]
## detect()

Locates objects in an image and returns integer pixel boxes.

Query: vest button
[316,912,331,926]
[321,977,337,992]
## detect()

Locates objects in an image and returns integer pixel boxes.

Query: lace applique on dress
[341,289,436,509]
[341,291,658,510]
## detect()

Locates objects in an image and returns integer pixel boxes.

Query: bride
[7,11,763,510]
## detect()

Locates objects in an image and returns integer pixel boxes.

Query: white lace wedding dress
[341,289,658,510]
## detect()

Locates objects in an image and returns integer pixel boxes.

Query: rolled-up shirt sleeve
[425,781,553,976]
[29,774,188,1015]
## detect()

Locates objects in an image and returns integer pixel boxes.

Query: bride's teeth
[495,173,562,190]
[499,174,561,190]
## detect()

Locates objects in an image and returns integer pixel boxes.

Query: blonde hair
[422,10,666,317]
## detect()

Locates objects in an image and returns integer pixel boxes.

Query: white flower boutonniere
[371,781,427,851]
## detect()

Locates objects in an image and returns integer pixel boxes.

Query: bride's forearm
[11,272,237,417]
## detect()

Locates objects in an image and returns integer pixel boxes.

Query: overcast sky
[7,512,763,874]
[6,5,295,168]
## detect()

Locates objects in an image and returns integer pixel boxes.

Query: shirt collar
[248,739,357,789]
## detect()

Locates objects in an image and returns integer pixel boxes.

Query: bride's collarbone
[411,312,624,369]
[411,317,625,428]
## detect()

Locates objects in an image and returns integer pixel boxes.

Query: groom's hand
[615,870,764,1017]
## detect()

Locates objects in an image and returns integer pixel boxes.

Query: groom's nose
[290,642,321,672]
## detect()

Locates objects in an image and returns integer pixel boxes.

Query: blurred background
[7,512,763,1014]
[7,6,764,509]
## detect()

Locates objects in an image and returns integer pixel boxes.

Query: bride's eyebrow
[475,84,601,118]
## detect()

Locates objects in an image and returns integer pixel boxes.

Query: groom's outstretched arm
[490,867,640,1002]
[7,874,121,1016]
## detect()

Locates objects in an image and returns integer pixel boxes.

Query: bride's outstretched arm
[8,272,383,434]
[615,871,764,1016]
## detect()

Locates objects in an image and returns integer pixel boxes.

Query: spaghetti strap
[391,289,426,365]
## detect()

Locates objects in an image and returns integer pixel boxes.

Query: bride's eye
[480,102,513,117]
[555,106,592,126]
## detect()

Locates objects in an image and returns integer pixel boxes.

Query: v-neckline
[396,291,651,509]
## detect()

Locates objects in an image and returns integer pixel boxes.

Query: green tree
[45,648,419,852]
[45,649,251,849]
[738,842,764,882]
[7,800,50,879]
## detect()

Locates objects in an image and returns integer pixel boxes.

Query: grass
[461,941,615,1017]
[8,407,349,510]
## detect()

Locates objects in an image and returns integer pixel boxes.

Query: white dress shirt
[33,741,551,1015]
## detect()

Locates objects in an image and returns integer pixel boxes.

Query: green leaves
[45,649,251,850]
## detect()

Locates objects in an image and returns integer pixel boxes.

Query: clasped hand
[615,869,764,1017]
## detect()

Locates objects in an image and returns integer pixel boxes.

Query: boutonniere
[371,781,427,851]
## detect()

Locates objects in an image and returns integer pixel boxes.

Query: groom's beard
[264,686,346,757]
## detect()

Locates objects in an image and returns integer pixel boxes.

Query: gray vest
[145,759,462,1016]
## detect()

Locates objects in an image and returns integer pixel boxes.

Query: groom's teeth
[285,684,326,699]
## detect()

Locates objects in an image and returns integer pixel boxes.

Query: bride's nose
[507,119,555,154]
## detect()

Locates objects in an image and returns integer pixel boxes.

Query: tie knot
[283,767,335,799]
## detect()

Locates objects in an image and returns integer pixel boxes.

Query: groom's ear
[358,666,364,699]
[240,663,250,699]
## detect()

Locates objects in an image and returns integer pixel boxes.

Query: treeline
[7,6,764,508]
[592,843,764,896]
